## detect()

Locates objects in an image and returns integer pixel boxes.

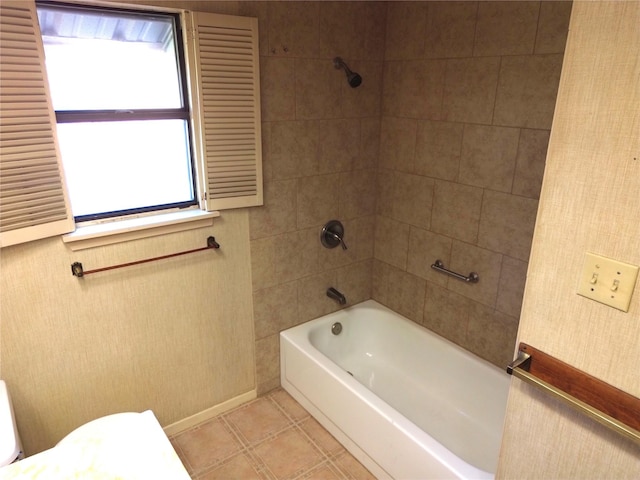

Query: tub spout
[327,287,346,305]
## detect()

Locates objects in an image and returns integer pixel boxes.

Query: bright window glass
[37,3,196,221]
[42,28,182,110]
[56,120,194,217]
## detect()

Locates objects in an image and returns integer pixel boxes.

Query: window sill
[62,209,220,251]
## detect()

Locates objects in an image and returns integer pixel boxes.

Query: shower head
[334,57,362,88]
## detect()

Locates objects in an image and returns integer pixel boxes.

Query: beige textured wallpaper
[0,210,255,455]
[498,1,640,477]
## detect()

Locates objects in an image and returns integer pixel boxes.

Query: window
[37,3,197,222]
[0,0,262,248]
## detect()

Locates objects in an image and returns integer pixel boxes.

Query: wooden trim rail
[71,236,220,277]
[507,342,640,443]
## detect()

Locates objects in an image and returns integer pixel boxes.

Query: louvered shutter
[0,1,74,247]
[186,12,263,210]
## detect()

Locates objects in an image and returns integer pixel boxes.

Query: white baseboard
[163,389,257,436]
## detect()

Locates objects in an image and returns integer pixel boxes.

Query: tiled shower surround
[249,1,572,394]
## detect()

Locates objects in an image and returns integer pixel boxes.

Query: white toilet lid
[2,410,191,479]
[57,412,141,446]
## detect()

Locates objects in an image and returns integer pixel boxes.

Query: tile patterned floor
[169,388,375,480]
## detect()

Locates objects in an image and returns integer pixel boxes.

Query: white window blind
[186,12,263,211]
[0,0,74,247]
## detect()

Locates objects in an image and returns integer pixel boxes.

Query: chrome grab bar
[430,259,479,283]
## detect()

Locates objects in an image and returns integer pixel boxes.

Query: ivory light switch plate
[577,253,639,312]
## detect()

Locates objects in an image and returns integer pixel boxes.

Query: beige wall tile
[391,172,434,229]
[318,2,364,61]
[474,1,539,56]
[425,1,477,59]
[261,121,272,183]
[295,58,342,119]
[431,180,484,243]
[360,2,387,62]
[371,258,390,305]
[297,270,340,321]
[379,116,417,173]
[339,170,377,220]
[447,240,502,307]
[253,282,299,339]
[385,2,427,60]
[270,121,318,180]
[415,120,464,181]
[494,54,564,130]
[275,228,319,284]
[374,215,410,270]
[423,282,471,347]
[251,236,279,291]
[340,60,383,118]
[466,303,518,367]
[255,334,280,395]
[376,169,394,218]
[249,180,297,240]
[350,214,376,262]
[372,261,426,323]
[357,118,380,171]
[459,124,520,192]
[336,260,373,306]
[535,1,572,54]
[268,2,319,57]
[297,174,341,229]
[478,190,538,261]
[382,60,446,119]
[260,57,296,121]
[513,129,550,199]
[317,119,360,175]
[496,256,528,318]
[390,268,426,323]
[318,2,386,62]
[407,227,452,286]
[442,57,501,124]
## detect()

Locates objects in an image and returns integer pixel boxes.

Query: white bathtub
[280,300,510,480]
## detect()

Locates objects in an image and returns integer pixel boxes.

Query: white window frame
[0,1,262,250]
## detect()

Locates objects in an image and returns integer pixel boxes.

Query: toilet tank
[0,381,22,466]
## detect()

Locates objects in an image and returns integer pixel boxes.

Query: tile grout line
[172,389,373,479]
[267,391,366,480]
[267,391,355,479]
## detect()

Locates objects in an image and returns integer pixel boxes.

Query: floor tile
[171,388,374,480]
[333,451,377,480]
[300,463,345,480]
[225,396,292,445]
[198,452,262,480]
[172,418,243,473]
[299,417,344,456]
[253,428,325,479]
[269,388,311,422]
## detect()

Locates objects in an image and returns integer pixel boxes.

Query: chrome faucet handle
[330,232,348,250]
[321,220,347,250]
